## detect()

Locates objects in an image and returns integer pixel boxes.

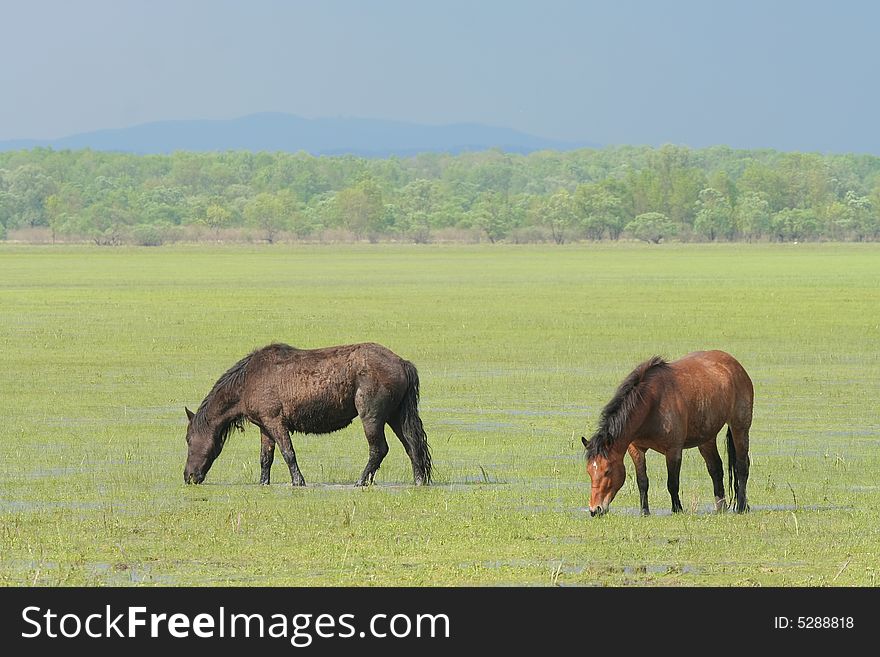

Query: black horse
[183,342,432,486]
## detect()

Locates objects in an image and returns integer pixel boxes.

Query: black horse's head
[183,406,219,484]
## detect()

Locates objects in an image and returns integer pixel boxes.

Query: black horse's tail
[726,426,739,504]
[399,360,433,484]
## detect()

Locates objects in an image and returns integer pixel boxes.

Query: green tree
[625,212,677,244]
[668,167,707,226]
[771,208,820,242]
[45,194,68,243]
[85,195,136,245]
[825,200,854,240]
[735,192,771,241]
[204,203,232,238]
[865,184,880,240]
[707,170,737,209]
[628,168,664,219]
[694,187,734,240]
[395,179,441,243]
[334,178,386,240]
[3,164,57,228]
[43,183,86,243]
[574,183,623,240]
[538,188,576,244]
[4,143,880,245]
[778,153,833,210]
[244,192,291,243]
[738,163,789,213]
[140,186,185,226]
[844,190,874,241]
[468,191,514,243]
[131,224,165,246]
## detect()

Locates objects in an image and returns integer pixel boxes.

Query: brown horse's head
[184,406,218,484]
[582,436,626,516]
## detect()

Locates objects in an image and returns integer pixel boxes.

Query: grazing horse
[183,342,432,486]
[581,350,753,516]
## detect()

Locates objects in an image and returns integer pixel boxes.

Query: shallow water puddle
[2,559,176,585]
[568,502,853,516]
[0,498,118,512]
[463,558,702,577]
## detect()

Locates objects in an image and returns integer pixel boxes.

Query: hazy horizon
[3,0,880,154]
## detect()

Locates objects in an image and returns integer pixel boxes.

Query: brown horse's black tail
[399,360,433,484]
[726,426,739,504]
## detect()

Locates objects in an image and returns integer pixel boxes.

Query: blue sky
[2,0,878,153]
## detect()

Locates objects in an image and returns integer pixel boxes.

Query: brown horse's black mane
[586,356,669,458]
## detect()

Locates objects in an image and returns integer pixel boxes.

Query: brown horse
[183,342,432,486]
[581,350,753,516]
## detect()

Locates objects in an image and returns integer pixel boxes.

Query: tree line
[1,144,879,244]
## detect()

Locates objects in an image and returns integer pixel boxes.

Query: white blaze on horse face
[589,460,601,488]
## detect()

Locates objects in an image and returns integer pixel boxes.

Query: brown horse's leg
[259,431,275,485]
[355,417,389,486]
[628,444,650,515]
[665,448,684,513]
[730,426,751,512]
[264,421,306,486]
[698,440,726,511]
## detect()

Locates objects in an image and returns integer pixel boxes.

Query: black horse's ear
[581,436,589,448]
[185,407,195,422]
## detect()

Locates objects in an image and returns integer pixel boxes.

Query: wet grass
[0,242,878,586]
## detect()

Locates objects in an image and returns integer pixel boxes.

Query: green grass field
[1,242,878,586]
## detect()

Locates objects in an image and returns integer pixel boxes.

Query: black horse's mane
[586,356,669,458]
[192,350,255,447]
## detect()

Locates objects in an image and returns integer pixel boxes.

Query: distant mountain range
[0,113,594,156]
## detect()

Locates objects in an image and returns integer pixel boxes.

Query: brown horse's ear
[185,407,195,422]
[581,436,589,448]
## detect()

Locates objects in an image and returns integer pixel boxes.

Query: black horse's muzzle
[184,471,205,484]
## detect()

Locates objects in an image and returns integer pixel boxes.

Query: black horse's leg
[730,426,751,513]
[628,444,650,515]
[259,431,275,485]
[698,440,726,511]
[665,448,684,513]
[265,422,305,486]
[355,417,389,487]
[388,417,422,486]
